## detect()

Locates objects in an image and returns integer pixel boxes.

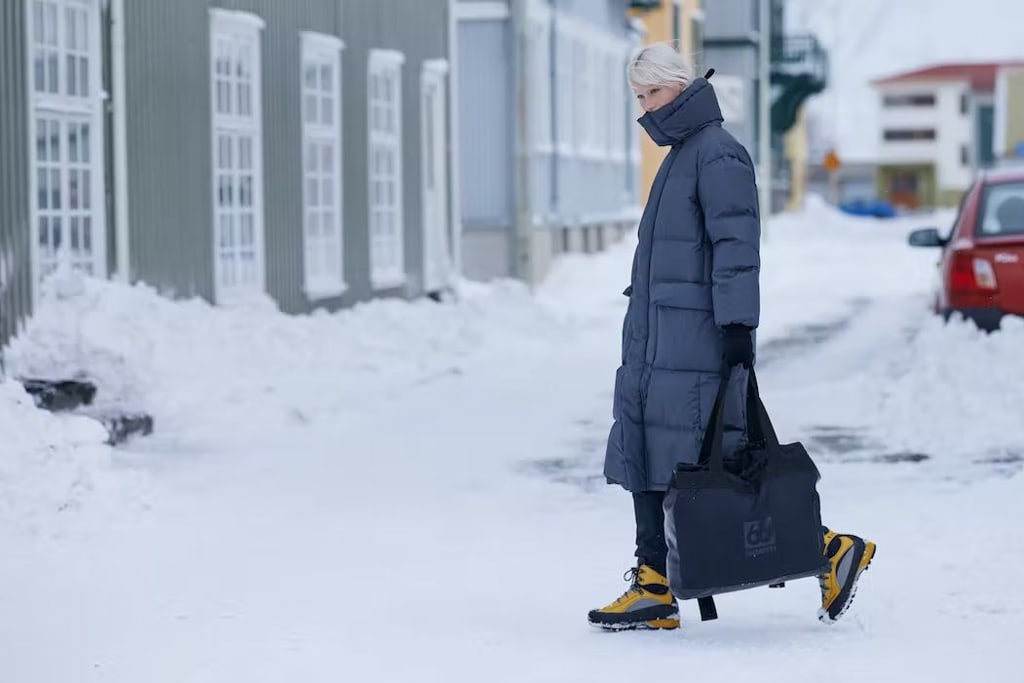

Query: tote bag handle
[698,367,780,472]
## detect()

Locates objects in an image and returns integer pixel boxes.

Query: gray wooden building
[0,0,457,349]
[0,0,34,351]
[455,0,643,284]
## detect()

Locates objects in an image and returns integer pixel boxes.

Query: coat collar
[637,78,724,147]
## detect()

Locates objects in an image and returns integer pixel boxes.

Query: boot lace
[610,567,644,607]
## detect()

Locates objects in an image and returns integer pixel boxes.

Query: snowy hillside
[3,200,1024,681]
[786,0,1024,162]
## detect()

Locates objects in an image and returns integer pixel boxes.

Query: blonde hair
[627,42,693,90]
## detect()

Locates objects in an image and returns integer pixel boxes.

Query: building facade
[0,0,459,350]
[455,0,643,284]
[0,0,33,351]
[994,65,1024,161]
[872,63,1014,208]
[627,0,704,201]
[701,0,764,166]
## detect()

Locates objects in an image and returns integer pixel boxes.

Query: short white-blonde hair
[627,42,693,90]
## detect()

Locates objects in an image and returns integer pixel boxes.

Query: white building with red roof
[871,62,1024,208]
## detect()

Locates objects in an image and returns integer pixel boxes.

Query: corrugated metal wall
[0,0,32,351]
[123,0,450,312]
[340,0,450,301]
[215,0,339,313]
[123,0,216,301]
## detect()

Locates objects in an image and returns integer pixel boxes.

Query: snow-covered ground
[3,199,1023,682]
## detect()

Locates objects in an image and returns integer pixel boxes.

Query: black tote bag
[664,367,830,602]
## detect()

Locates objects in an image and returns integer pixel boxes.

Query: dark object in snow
[20,378,97,412]
[871,452,931,464]
[97,411,154,445]
[838,197,896,219]
[18,377,154,446]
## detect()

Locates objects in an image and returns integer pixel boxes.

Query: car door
[971,179,1024,316]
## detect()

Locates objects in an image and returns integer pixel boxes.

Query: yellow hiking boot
[819,526,877,624]
[588,564,680,631]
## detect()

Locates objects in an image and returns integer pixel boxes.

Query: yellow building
[996,65,1024,160]
[628,0,704,201]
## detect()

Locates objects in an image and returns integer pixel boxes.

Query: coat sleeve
[697,151,761,329]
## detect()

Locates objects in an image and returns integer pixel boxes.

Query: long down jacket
[604,78,761,493]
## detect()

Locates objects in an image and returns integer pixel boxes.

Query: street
[3,202,1023,682]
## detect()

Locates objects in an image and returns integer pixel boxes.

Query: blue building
[455,0,643,283]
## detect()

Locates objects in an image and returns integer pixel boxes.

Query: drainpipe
[757,0,772,235]
[549,0,558,226]
[447,0,464,284]
[111,0,130,281]
[511,0,533,283]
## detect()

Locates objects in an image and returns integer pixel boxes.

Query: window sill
[371,273,407,291]
[304,281,349,301]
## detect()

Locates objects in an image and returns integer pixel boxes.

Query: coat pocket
[649,282,718,371]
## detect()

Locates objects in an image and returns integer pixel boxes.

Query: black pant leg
[633,490,668,574]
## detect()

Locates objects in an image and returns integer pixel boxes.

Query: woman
[588,43,876,632]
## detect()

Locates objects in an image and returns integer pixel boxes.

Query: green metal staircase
[770,33,829,135]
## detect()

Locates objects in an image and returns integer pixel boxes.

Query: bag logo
[744,517,776,557]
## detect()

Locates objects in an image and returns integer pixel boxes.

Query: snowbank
[5,276,581,447]
[1,197,1013,514]
[759,196,949,341]
[4,199,1024,681]
[0,199,970,453]
[876,313,1024,464]
[0,378,128,533]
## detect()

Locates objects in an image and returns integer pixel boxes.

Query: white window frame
[420,59,452,292]
[597,47,613,159]
[454,1,510,21]
[627,46,642,166]
[610,49,628,163]
[526,2,553,154]
[367,49,406,290]
[557,15,625,161]
[554,25,574,156]
[209,9,266,303]
[572,36,590,155]
[300,32,346,300]
[25,0,107,289]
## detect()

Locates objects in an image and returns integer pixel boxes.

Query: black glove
[722,324,754,368]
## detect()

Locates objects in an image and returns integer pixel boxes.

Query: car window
[947,185,973,242]
[978,181,1024,237]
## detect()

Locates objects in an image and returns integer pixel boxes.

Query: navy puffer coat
[604,77,761,493]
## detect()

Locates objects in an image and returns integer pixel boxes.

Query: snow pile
[0,197,1013,511]
[5,276,581,446]
[0,378,129,532]
[3,200,1024,681]
[876,313,1024,464]
[759,196,949,340]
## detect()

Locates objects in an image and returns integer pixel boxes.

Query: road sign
[823,149,841,172]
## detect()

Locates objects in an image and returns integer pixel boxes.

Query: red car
[909,166,1024,331]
